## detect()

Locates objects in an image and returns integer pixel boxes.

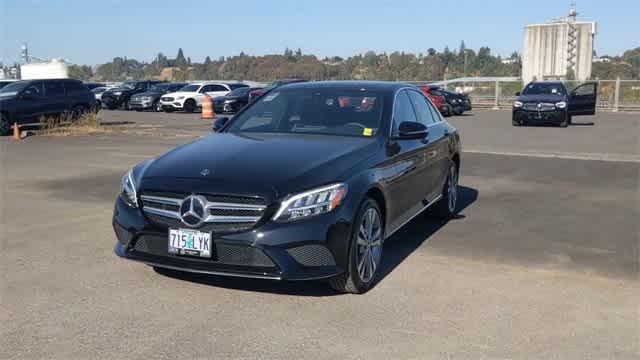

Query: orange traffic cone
[12,122,20,141]
[201,95,215,120]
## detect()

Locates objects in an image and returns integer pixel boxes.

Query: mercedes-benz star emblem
[200,168,210,176]
[537,103,542,108]
[179,195,207,227]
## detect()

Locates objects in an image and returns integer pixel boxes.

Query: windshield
[0,81,29,96]
[91,87,107,94]
[523,83,565,96]
[226,88,384,137]
[227,87,251,97]
[178,84,200,92]
[118,82,137,90]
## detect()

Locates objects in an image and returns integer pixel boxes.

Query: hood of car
[138,132,379,199]
[517,94,567,103]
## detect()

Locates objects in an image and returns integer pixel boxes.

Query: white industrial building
[522,7,596,83]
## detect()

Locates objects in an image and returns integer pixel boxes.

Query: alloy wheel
[447,163,458,213]
[356,208,382,283]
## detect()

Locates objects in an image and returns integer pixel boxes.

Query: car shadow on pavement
[156,186,478,297]
[374,186,478,287]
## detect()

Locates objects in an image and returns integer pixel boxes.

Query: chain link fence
[408,79,640,112]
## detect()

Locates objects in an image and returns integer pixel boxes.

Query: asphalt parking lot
[1,110,638,359]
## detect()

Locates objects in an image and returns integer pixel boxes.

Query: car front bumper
[513,109,566,124]
[129,100,154,110]
[112,197,353,281]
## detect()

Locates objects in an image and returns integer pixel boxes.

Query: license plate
[168,228,212,258]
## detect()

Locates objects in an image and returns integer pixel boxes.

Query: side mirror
[212,116,229,132]
[515,91,521,96]
[394,121,428,140]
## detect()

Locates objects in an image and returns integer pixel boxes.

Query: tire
[329,198,384,294]
[71,105,87,120]
[183,99,196,113]
[0,112,12,136]
[431,160,459,219]
[559,115,568,128]
[153,101,161,112]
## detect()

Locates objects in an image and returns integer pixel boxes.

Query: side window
[392,90,417,134]
[23,82,43,97]
[44,81,65,97]
[210,85,229,92]
[199,85,213,93]
[573,83,595,96]
[136,82,148,90]
[407,90,437,126]
[64,81,86,95]
[424,96,442,122]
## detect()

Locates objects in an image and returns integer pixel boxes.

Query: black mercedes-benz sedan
[212,86,263,114]
[113,81,461,293]
[512,81,597,127]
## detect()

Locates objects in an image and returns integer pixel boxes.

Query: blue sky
[2,0,638,65]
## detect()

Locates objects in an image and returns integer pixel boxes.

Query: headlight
[513,101,523,108]
[224,99,237,104]
[120,169,138,207]
[176,96,185,100]
[555,101,567,109]
[273,183,348,222]
[113,91,122,96]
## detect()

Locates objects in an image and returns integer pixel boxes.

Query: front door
[569,82,597,116]
[406,89,450,201]
[384,90,430,233]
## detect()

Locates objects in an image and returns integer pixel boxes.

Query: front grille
[161,97,174,102]
[140,192,266,233]
[287,245,336,267]
[523,102,556,111]
[133,235,275,267]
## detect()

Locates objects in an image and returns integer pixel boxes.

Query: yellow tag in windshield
[363,128,373,136]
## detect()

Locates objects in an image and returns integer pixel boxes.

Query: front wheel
[329,198,384,294]
[0,112,12,135]
[183,99,196,113]
[559,114,568,128]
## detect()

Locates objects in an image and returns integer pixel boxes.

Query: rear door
[42,80,68,118]
[568,82,597,116]
[63,80,89,108]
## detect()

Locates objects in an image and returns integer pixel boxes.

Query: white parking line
[463,149,640,163]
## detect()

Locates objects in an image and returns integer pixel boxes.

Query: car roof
[278,80,412,93]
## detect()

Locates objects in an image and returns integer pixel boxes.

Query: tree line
[67,44,640,82]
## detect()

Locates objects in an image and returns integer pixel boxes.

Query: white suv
[159,82,247,113]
